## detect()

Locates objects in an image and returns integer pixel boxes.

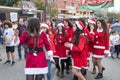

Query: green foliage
[33,0,58,18]
[35,2,45,10]
[107,12,120,23]
[0,0,19,6]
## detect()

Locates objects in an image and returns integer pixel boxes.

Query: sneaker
[4,60,11,64]
[11,61,15,66]
[111,56,115,59]
[0,58,2,62]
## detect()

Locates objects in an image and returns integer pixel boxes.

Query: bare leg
[72,68,86,80]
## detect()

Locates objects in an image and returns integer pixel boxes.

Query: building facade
[52,0,93,18]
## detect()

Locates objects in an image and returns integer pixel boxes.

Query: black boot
[102,67,105,73]
[95,73,103,79]
[73,75,78,80]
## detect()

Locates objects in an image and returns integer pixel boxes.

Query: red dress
[88,32,95,53]
[71,35,88,69]
[84,28,109,58]
[65,27,73,42]
[54,32,68,59]
[19,32,53,75]
[92,29,109,58]
[49,33,55,52]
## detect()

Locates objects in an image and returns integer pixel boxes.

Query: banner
[80,0,114,10]
[21,1,37,14]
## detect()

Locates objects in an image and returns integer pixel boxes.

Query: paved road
[0,46,120,80]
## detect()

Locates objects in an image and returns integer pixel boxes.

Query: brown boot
[91,68,96,74]
[56,70,60,76]
[59,71,64,78]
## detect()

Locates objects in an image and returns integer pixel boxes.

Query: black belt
[28,48,43,53]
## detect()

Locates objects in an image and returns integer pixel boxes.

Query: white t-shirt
[110,34,120,46]
[3,28,15,46]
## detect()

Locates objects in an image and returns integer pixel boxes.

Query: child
[3,21,16,66]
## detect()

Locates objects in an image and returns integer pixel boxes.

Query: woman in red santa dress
[84,19,109,79]
[54,23,68,78]
[87,19,97,74]
[14,18,54,80]
[64,21,88,80]
[63,19,73,74]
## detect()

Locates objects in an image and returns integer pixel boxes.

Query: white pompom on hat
[75,21,85,30]
[88,19,96,24]
[57,23,64,27]
[40,23,49,29]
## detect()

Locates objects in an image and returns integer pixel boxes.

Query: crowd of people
[0,17,120,80]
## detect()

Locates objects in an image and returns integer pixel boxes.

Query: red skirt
[72,58,88,69]
[25,52,48,75]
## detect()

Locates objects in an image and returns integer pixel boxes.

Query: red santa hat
[75,21,85,30]
[88,19,96,24]
[57,23,64,27]
[40,23,49,29]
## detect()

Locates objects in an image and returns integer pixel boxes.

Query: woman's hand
[104,54,108,57]
[50,56,55,64]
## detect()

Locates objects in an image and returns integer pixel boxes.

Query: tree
[0,0,19,6]
[107,12,120,23]
[32,0,58,18]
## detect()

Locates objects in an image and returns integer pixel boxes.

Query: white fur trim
[53,56,59,58]
[25,67,48,74]
[97,29,103,32]
[87,58,90,60]
[90,32,95,34]
[75,21,83,30]
[59,57,67,60]
[70,44,73,50]
[47,50,53,57]
[93,45,105,49]
[92,54,104,58]
[104,50,110,54]
[82,66,88,69]
[72,66,81,69]
[104,50,111,57]
[41,23,49,29]
[57,23,64,27]
[88,19,95,24]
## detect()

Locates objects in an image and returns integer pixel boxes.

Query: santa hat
[57,23,64,27]
[40,23,49,29]
[75,21,85,30]
[88,19,96,24]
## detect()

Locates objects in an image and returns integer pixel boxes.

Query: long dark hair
[26,18,40,48]
[87,23,96,31]
[78,18,89,44]
[56,25,66,40]
[96,19,108,37]
[63,19,73,28]
[72,23,83,45]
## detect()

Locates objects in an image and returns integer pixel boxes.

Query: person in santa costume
[84,19,109,79]
[63,19,73,74]
[14,18,54,80]
[87,19,97,74]
[64,21,88,80]
[40,23,55,80]
[54,23,68,78]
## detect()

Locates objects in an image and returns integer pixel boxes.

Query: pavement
[0,46,120,80]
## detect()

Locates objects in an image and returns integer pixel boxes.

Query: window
[71,3,74,7]
[63,1,66,6]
